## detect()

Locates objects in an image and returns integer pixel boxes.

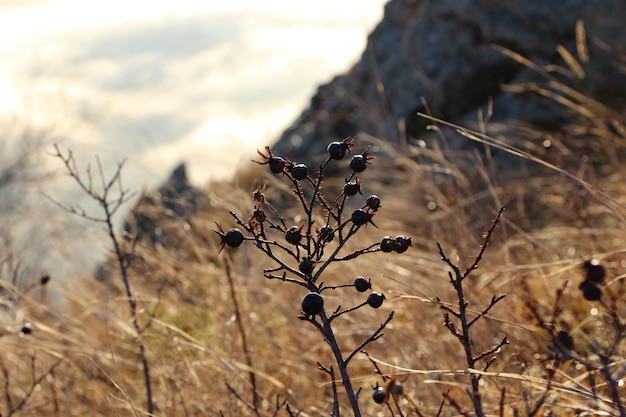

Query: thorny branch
[436,207,506,417]
[219,139,407,416]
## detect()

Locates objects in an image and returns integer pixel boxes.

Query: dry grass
[2,46,626,417]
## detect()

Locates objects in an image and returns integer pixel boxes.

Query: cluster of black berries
[350,195,382,228]
[218,137,412,324]
[301,277,385,317]
[380,236,412,253]
[579,259,605,301]
[252,145,312,181]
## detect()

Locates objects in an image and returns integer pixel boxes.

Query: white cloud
[1,0,388,187]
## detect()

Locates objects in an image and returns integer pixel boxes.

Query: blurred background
[0,0,387,284]
[0,0,387,184]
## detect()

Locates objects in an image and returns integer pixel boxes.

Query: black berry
[351,209,376,227]
[327,137,355,160]
[223,228,244,248]
[354,277,371,292]
[299,258,316,276]
[327,141,348,160]
[380,236,395,253]
[350,154,367,172]
[318,225,335,243]
[583,259,605,284]
[579,280,602,301]
[302,292,324,316]
[373,386,386,404]
[268,156,285,174]
[252,208,266,224]
[343,180,361,196]
[285,226,303,245]
[252,146,287,174]
[365,195,381,211]
[555,330,574,351]
[395,236,412,253]
[290,163,309,181]
[367,292,385,308]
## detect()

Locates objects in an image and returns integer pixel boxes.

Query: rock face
[123,163,205,246]
[95,163,205,282]
[273,0,626,160]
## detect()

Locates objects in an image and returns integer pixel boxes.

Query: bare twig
[223,255,260,416]
[2,356,63,417]
[436,207,506,417]
[51,145,153,415]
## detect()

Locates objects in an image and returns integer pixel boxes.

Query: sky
[0,0,389,283]
[0,0,388,186]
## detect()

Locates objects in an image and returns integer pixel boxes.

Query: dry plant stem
[1,356,62,417]
[223,255,260,416]
[50,145,154,415]
[320,310,360,417]
[305,311,394,417]
[437,207,506,417]
[560,333,626,416]
[443,391,473,417]
[229,141,400,416]
[528,282,626,416]
[318,363,340,417]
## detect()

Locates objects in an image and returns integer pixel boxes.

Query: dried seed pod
[215,226,245,252]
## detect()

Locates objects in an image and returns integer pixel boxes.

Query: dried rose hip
[290,163,309,181]
[285,225,303,245]
[394,236,412,253]
[351,209,376,227]
[380,236,395,253]
[302,292,324,316]
[579,280,602,301]
[365,195,381,211]
[354,277,371,292]
[367,292,385,308]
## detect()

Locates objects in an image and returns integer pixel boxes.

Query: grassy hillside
[1,55,626,417]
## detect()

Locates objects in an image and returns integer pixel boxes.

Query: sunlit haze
[0,0,387,186]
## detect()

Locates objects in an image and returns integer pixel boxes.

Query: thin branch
[344,312,395,366]
[224,256,260,415]
[6,358,63,417]
[318,363,340,417]
[468,294,506,327]
[473,337,509,363]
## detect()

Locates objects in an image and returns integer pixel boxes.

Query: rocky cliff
[273,0,626,161]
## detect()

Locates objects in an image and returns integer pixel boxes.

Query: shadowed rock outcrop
[273,0,626,160]
[95,163,206,282]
